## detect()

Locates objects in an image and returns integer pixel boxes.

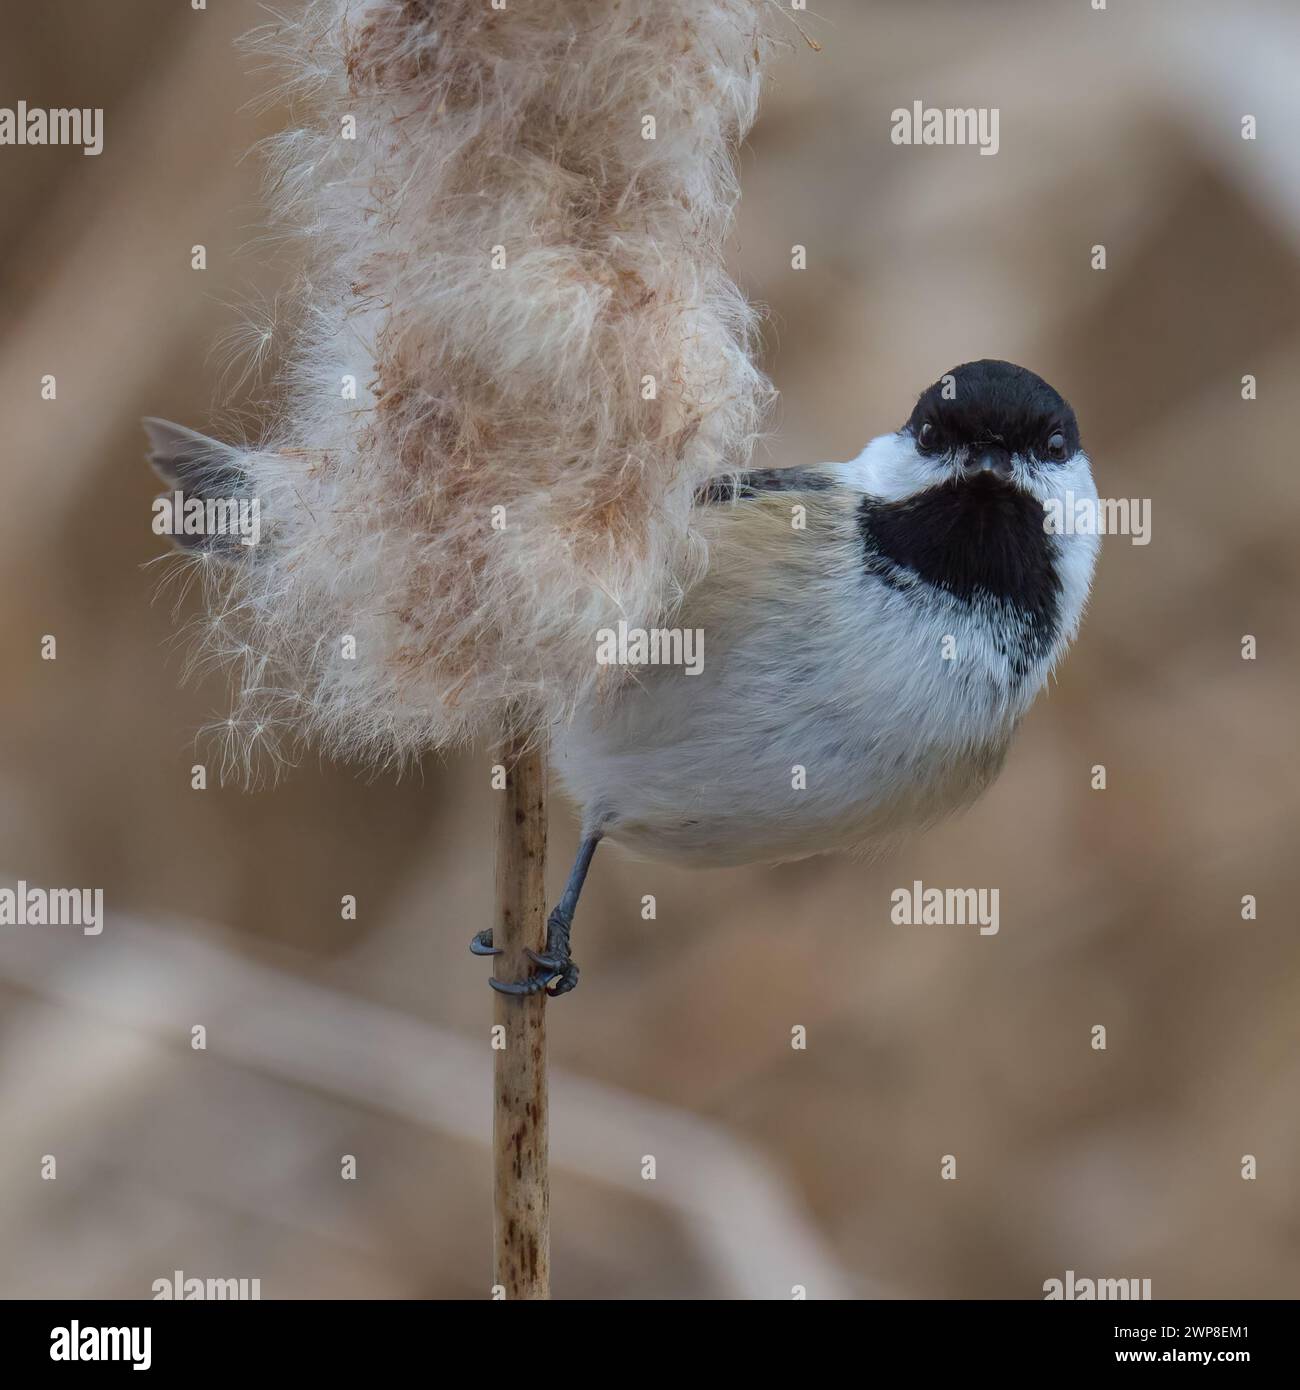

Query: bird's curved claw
[542,962,580,997]
[488,973,551,997]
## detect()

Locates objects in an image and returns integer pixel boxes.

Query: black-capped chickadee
[485,359,1099,995]
[145,359,1098,1000]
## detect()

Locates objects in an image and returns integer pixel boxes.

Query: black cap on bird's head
[904,359,1080,482]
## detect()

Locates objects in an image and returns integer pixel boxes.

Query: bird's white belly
[553,586,1023,867]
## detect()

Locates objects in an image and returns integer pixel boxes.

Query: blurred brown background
[1,0,1297,1298]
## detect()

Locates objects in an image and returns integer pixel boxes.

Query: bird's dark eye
[1045,430,1068,460]
[917,421,939,452]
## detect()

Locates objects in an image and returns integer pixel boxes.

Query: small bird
[146,359,1099,1000]
[479,359,1100,994]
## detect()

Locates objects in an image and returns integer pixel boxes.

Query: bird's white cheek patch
[832,433,949,502]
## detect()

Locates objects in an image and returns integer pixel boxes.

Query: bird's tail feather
[142,418,253,555]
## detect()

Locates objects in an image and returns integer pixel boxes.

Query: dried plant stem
[492,734,549,1298]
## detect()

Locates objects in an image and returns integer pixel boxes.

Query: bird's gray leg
[470,834,601,998]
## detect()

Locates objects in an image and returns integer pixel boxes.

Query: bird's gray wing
[695,465,839,505]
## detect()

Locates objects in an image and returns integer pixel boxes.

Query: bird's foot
[469,911,580,998]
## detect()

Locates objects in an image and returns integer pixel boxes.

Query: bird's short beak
[965,444,1014,482]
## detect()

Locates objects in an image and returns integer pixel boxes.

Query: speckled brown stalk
[492,735,549,1298]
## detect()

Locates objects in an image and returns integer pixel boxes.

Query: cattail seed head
[191,0,774,775]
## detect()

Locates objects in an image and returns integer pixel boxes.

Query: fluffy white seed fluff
[188,0,774,777]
